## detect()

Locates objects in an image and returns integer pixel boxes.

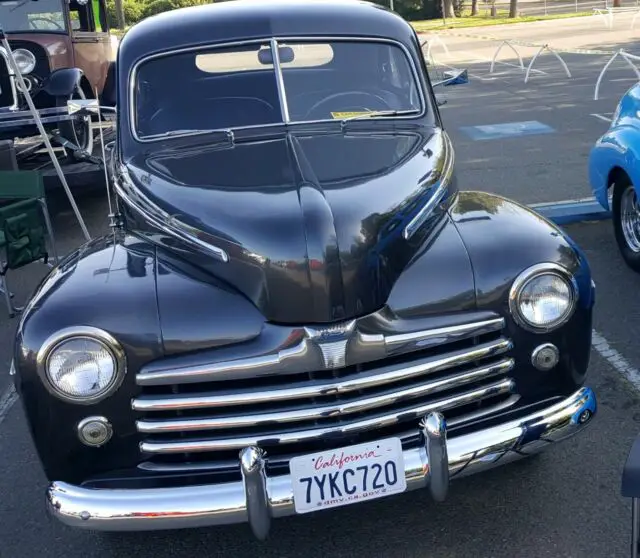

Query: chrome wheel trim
[620,185,640,253]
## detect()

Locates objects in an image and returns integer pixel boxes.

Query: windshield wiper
[145,128,234,142]
[341,109,421,123]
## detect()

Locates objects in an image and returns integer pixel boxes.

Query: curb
[528,198,611,225]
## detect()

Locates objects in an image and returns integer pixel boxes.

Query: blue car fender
[42,68,84,98]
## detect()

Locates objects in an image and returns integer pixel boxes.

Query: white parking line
[590,113,613,122]
[592,330,640,393]
[0,384,17,427]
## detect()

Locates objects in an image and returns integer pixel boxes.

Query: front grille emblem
[304,320,357,369]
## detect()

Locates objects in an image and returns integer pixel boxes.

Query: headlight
[509,263,578,332]
[13,48,36,74]
[37,327,126,404]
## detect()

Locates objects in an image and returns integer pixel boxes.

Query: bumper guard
[46,386,596,538]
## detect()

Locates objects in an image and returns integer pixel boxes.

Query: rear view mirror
[433,69,469,88]
[258,45,295,65]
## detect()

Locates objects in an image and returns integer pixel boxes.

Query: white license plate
[289,437,407,514]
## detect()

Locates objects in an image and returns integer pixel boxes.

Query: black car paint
[14,189,594,484]
[43,67,83,97]
[123,127,453,324]
[13,0,593,487]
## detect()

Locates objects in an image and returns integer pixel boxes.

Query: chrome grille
[134,313,518,473]
[0,51,14,109]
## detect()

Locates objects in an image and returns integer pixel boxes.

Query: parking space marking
[592,330,640,393]
[454,49,547,75]
[0,384,17,427]
[459,120,556,141]
[590,113,613,122]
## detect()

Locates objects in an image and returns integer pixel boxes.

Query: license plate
[289,437,406,514]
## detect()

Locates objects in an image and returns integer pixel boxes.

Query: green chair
[0,170,58,317]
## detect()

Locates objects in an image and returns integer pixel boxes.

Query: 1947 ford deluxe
[11,0,597,539]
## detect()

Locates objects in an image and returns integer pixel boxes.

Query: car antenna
[0,25,92,242]
[92,86,117,229]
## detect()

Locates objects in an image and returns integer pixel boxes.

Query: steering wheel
[30,17,65,31]
[304,91,390,120]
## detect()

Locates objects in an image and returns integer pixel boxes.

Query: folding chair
[0,170,58,317]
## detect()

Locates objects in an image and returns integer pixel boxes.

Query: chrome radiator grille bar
[134,313,518,465]
[132,338,512,412]
[137,359,514,433]
[139,378,516,454]
[135,316,506,386]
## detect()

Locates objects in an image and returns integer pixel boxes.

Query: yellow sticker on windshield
[330,111,373,119]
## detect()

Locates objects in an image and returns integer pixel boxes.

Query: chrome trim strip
[115,166,230,263]
[138,379,515,453]
[128,36,428,143]
[135,338,312,387]
[46,387,597,533]
[136,394,522,474]
[384,317,504,354]
[0,47,19,111]
[270,38,290,123]
[0,114,75,129]
[135,317,507,386]
[136,360,514,433]
[132,338,512,411]
[403,131,454,240]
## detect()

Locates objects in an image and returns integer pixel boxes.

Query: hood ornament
[304,320,357,369]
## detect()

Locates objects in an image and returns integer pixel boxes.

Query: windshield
[133,38,425,140]
[0,0,66,32]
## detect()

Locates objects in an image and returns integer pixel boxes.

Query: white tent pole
[0,27,91,242]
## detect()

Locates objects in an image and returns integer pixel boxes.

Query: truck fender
[588,126,640,211]
[42,68,84,98]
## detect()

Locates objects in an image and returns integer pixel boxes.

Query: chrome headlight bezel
[13,48,36,75]
[36,326,126,405]
[508,263,579,333]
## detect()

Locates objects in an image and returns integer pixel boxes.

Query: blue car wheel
[612,173,640,273]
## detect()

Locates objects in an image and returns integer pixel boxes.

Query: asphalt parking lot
[3,19,640,558]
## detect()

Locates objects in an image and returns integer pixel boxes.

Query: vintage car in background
[12,0,597,539]
[0,0,116,160]
[589,82,640,273]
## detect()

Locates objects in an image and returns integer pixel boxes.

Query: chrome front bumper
[46,386,596,538]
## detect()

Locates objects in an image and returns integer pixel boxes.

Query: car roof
[117,0,420,71]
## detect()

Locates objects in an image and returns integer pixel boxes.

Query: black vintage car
[12,0,597,538]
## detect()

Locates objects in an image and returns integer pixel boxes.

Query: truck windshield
[133,38,425,141]
[0,0,66,32]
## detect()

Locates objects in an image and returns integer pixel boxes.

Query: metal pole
[0,27,91,242]
[389,0,394,11]
[441,0,447,25]
[632,498,639,558]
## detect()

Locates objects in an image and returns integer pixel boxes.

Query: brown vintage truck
[0,0,117,162]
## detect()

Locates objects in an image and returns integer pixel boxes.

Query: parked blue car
[589,82,640,272]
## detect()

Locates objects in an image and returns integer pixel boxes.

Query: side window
[95,0,108,32]
[68,0,97,32]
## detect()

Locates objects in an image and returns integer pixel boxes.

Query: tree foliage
[106,0,495,29]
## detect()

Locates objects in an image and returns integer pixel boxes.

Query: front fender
[588,125,640,210]
[42,67,83,98]
[449,191,594,398]
[13,234,163,483]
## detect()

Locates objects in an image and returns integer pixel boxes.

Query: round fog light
[77,416,113,447]
[531,343,560,371]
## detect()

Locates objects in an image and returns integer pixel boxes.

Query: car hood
[123,126,457,323]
